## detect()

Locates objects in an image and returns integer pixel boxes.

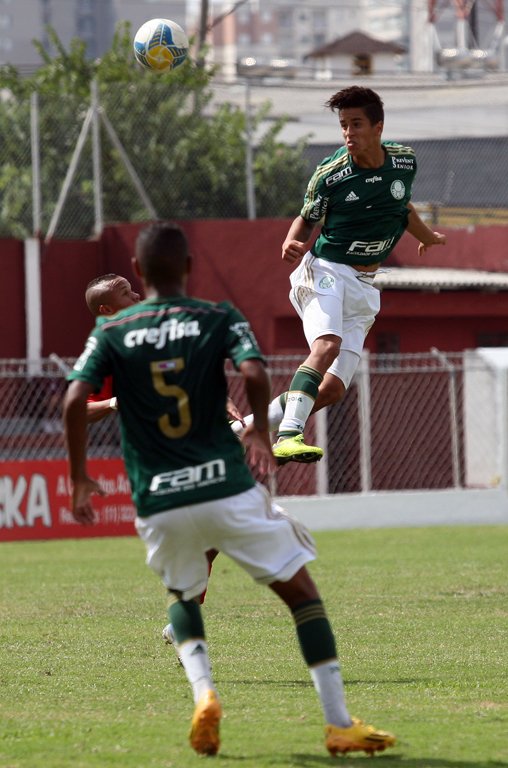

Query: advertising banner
[0,459,136,542]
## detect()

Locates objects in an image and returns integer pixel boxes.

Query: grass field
[1,525,507,768]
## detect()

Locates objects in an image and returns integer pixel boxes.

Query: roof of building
[305,31,406,60]
[374,267,508,291]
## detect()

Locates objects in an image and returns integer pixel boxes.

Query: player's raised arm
[406,203,446,256]
[282,216,315,265]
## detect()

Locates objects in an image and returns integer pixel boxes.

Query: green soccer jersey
[68,296,264,517]
[301,142,417,267]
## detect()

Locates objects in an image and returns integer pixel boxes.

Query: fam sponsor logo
[0,473,51,529]
[391,157,414,170]
[325,166,353,187]
[390,180,405,200]
[149,458,227,494]
[347,237,395,256]
[124,319,200,349]
[365,175,382,184]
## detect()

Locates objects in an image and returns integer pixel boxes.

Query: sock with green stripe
[169,599,215,704]
[292,599,351,728]
[277,365,323,438]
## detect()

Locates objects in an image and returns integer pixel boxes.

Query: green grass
[1,526,507,768]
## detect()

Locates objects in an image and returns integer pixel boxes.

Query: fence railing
[0,351,502,496]
[2,78,508,239]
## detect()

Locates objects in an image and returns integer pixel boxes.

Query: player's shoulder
[316,145,349,174]
[383,141,416,157]
[310,146,350,189]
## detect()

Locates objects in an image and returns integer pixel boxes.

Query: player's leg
[135,510,221,756]
[219,486,395,756]
[272,281,344,463]
[269,566,395,755]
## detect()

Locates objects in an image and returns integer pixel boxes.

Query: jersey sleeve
[221,303,265,369]
[67,325,112,392]
[300,167,328,223]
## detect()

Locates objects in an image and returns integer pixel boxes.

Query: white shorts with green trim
[289,252,381,388]
[135,483,316,601]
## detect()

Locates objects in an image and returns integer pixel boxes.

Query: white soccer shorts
[135,483,316,601]
[289,252,381,388]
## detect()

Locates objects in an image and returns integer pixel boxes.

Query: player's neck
[145,285,186,299]
[350,145,385,169]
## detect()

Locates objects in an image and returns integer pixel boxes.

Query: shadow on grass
[218,678,432,687]
[290,757,508,768]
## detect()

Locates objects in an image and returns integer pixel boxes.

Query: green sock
[169,599,205,644]
[277,365,323,438]
[291,599,336,665]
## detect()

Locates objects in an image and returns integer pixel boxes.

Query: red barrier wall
[3,221,508,359]
[0,239,25,356]
[0,459,136,542]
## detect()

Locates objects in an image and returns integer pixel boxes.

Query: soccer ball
[133,18,189,73]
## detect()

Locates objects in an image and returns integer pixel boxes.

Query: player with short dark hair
[84,274,141,422]
[234,85,446,464]
[64,220,396,758]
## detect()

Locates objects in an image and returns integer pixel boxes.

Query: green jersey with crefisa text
[68,297,264,517]
[301,142,417,267]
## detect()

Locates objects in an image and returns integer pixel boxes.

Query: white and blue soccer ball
[133,18,189,73]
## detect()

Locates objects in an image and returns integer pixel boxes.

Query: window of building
[312,10,327,30]
[375,332,400,354]
[237,8,250,23]
[278,11,292,30]
[0,13,10,28]
[352,53,372,76]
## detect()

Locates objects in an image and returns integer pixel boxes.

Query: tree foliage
[0,24,309,238]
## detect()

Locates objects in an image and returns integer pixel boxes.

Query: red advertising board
[0,459,136,542]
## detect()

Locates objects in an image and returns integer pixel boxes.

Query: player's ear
[98,303,112,316]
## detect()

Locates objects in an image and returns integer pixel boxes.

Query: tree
[0,24,309,238]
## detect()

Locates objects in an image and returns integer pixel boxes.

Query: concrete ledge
[275,488,508,531]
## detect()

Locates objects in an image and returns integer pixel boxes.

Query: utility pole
[197,0,210,67]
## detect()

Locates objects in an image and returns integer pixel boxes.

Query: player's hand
[242,425,276,476]
[226,396,245,426]
[282,239,306,265]
[71,476,106,526]
[418,232,446,257]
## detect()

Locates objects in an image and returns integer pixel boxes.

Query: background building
[0,0,186,70]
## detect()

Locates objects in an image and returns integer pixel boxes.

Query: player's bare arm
[226,396,245,426]
[239,359,276,475]
[86,397,118,424]
[64,380,106,524]
[406,203,446,256]
[282,216,315,265]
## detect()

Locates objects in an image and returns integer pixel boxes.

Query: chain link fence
[1,77,508,238]
[0,352,502,496]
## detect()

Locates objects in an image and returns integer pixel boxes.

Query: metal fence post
[244,78,256,220]
[91,79,104,238]
[357,351,372,493]
[30,92,41,238]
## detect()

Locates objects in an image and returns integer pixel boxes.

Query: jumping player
[233,86,446,464]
